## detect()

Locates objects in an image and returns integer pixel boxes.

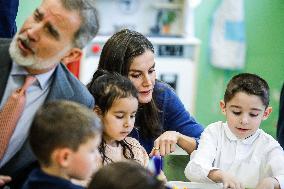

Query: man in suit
[0,0,99,188]
[277,83,284,148]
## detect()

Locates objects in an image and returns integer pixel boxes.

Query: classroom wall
[16,0,40,27]
[16,0,284,137]
[194,0,284,137]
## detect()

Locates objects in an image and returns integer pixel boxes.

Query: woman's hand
[0,175,11,186]
[255,177,280,189]
[150,131,197,156]
[150,131,180,156]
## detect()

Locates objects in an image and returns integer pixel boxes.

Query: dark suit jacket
[277,83,284,148]
[0,0,19,38]
[0,38,95,188]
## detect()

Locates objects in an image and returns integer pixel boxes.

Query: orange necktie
[0,75,36,159]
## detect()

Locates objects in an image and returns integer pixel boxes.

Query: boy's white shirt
[184,121,284,189]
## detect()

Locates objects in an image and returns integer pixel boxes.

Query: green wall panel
[195,0,284,137]
[16,0,41,28]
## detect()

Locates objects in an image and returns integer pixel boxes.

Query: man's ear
[52,148,73,168]
[61,48,82,65]
[220,100,226,115]
[262,106,272,120]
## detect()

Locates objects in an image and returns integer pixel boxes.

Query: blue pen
[151,155,163,176]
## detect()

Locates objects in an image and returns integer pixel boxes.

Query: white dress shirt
[184,121,284,189]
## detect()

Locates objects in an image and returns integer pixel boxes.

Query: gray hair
[60,0,99,49]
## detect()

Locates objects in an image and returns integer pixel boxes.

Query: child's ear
[220,100,226,115]
[94,106,103,117]
[53,148,73,167]
[262,106,272,120]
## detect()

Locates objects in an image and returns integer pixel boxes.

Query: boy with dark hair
[88,161,166,189]
[185,73,284,189]
[22,100,102,189]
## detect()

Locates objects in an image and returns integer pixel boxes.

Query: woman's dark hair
[97,29,162,138]
[88,161,166,189]
[88,69,139,164]
[224,73,270,108]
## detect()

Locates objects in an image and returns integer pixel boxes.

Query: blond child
[22,101,102,189]
[185,73,284,189]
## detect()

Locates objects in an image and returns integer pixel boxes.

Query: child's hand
[157,170,167,183]
[208,169,244,189]
[0,175,11,186]
[255,177,280,189]
[222,173,244,189]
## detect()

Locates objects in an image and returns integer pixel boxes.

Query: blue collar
[11,62,55,89]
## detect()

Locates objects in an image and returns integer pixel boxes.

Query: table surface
[167,181,223,189]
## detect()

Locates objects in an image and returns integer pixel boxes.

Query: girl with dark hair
[97,29,204,156]
[87,70,149,166]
